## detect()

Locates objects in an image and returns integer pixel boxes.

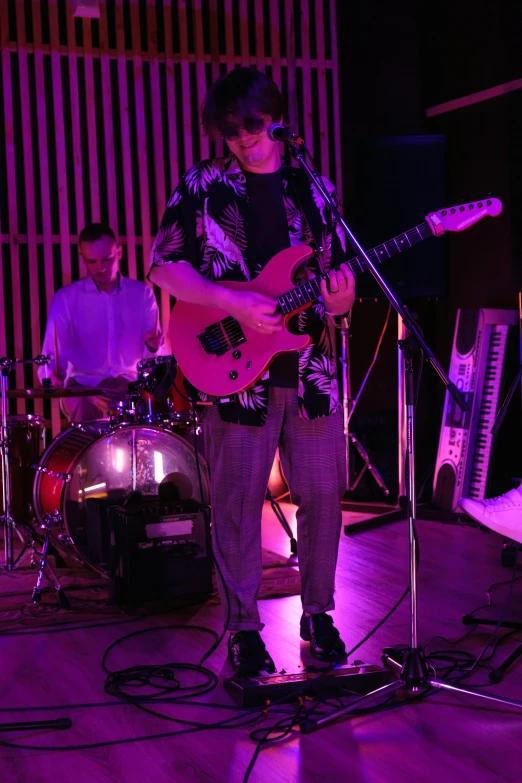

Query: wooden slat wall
[0,0,341,423]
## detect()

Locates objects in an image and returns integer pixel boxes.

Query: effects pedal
[224,662,392,707]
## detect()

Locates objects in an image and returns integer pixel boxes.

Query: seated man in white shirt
[39,223,163,422]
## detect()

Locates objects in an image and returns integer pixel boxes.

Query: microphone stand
[286,140,522,732]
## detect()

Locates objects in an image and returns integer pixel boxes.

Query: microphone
[267,123,304,145]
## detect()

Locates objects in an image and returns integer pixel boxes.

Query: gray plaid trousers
[203,386,347,631]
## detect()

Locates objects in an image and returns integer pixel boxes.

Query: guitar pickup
[197,323,229,356]
[197,318,246,356]
[222,317,246,348]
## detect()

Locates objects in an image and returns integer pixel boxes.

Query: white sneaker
[459,486,522,543]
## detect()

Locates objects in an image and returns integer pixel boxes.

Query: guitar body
[169,246,313,397]
[167,197,502,398]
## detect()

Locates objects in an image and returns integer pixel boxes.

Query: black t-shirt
[246,168,298,388]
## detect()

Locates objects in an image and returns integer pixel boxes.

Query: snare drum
[33,421,209,573]
[0,415,45,522]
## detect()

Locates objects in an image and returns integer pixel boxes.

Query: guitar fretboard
[277,221,433,315]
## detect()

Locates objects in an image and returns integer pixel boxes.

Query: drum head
[62,424,209,571]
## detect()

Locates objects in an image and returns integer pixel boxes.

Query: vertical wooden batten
[13,0,42,416]
[82,16,101,223]
[130,0,151,277]
[66,0,86,233]
[114,0,137,279]
[284,0,298,131]
[99,1,119,233]
[177,1,193,172]
[1,8,25,410]
[192,0,210,162]
[329,0,342,191]
[300,0,314,156]
[315,0,330,181]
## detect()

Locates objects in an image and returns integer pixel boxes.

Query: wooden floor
[2,504,522,783]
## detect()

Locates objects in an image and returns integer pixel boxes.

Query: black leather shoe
[228,630,276,675]
[300,613,346,661]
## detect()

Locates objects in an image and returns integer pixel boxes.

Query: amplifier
[84,493,127,569]
[109,496,213,605]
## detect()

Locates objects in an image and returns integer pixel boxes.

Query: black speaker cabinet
[109,496,213,605]
[351,135,448,299]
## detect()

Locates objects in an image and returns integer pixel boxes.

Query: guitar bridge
[197,317,246,356]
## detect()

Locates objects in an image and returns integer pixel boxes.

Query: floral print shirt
[149,155,348,427]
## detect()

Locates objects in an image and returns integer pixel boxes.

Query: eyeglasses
[219,116,267,140]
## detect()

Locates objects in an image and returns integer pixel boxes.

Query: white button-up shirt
[38,275,164,386]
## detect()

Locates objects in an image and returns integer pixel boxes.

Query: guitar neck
[277,220,433,315]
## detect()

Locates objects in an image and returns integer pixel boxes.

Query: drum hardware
[1,356,23,571]
[30,510,70,608]
[136,356,193,426]
[32,465,73,482]
[70,422,88,432]
[19,353,51,376]
[6,386,119,399]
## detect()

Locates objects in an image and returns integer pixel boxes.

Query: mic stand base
[300,647,522,734]
[343,502,472,533]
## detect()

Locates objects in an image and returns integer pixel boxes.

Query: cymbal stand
[1,356,16,570]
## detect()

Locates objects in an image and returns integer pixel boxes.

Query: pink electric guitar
[169,198,502,397]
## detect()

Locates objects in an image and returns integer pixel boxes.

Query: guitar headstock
[425,198,502,236]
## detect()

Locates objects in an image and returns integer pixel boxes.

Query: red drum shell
[33,421,209,574]
[33,422,106,519]
[1,415,45,522]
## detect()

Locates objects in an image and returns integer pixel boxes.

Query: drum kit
[0,354,209,604]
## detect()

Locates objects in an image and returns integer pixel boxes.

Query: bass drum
[33,421,209,574]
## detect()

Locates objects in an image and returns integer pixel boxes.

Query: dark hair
[78,223,117,245]
[202,67,285,136]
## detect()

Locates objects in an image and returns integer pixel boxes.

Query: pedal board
[224,663,392,707]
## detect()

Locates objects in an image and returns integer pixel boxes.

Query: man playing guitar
[149,68,355,674]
